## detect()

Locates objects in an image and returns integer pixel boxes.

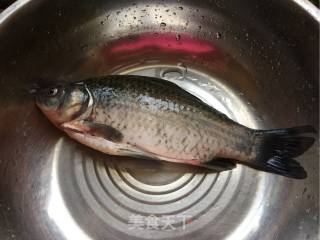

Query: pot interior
[0,1,318,240]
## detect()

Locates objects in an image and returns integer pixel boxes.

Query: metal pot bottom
[47,65,267,240]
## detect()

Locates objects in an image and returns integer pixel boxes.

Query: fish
[35,75,316,179]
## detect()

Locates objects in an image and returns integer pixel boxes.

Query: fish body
[35,75,315,178]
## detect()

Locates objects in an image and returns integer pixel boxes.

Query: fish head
[35,82,91,126]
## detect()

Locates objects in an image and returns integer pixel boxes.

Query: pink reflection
[109,33,215,54]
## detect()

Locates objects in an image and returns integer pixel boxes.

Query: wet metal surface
[0,0,318,240]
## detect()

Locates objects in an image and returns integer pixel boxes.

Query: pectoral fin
[62,120,123,143]
[199,158,236,171]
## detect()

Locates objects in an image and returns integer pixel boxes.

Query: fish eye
[47,88,58,97]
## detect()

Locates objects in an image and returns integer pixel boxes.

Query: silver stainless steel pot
[0,0,318,240]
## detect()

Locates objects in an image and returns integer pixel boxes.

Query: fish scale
[88,78,251,162]
[36,75,315,178]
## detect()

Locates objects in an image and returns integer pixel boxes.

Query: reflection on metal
[0,0,31,24]
[226,176,267,240]
[293,0,320,21]
[48,139,91,240]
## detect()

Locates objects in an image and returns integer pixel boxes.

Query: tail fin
[251,125,316,179]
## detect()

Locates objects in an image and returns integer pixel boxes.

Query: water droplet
[302,186,307,195]
[177,62,188,75]
[81,44,88,51]
[173,12,176,15]
[215,32,222,39]
[176,34,181,41]
[166,9,170,12]
[100,21,104,25]
[160,22,166,27]
[198,25,202,30]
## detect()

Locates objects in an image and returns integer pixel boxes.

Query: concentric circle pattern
[55,141,243,239]
[52,66,259,239]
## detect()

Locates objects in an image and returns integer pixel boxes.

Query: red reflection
[108,32,215,54]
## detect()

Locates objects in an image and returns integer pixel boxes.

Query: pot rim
[0,0,319,25]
